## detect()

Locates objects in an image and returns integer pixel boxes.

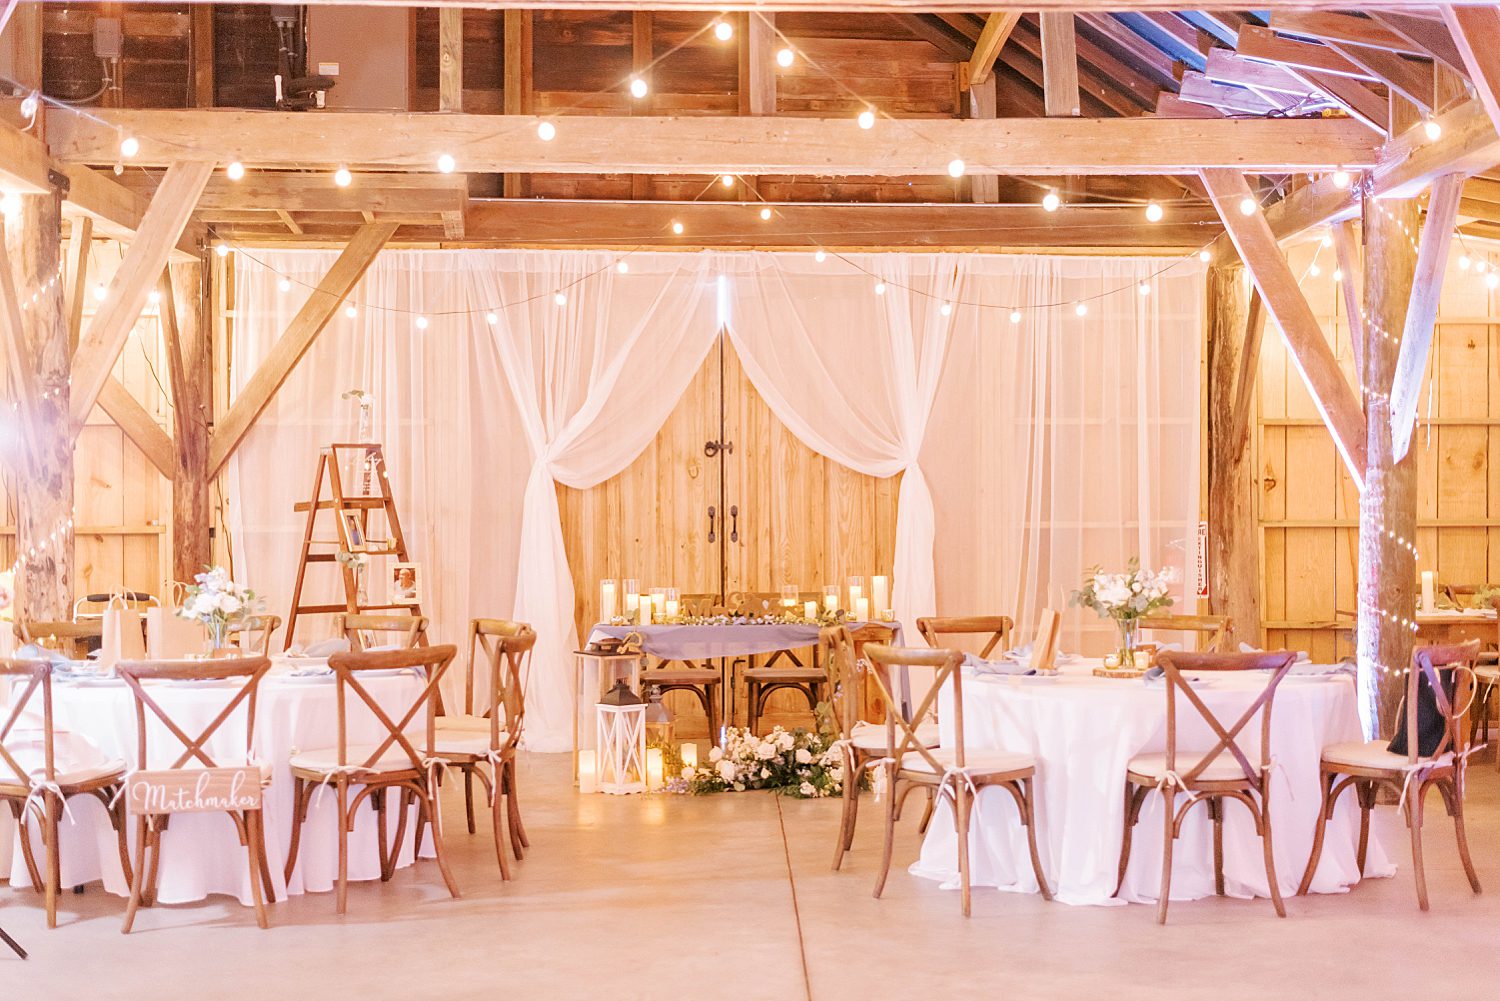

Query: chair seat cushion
[289,745,419,775]
[434,731,508,758]
[1475,663,1499,682]
[1321,739,1453,772]
[901,746,1034,777]
[849,721,939,752]
[1126,752,1254,783]
[0,759,127,791]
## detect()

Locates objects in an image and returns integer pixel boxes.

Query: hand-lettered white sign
[126,767,263,815]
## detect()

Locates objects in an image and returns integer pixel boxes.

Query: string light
[940,302,952,316]
[9,515,74,578]
[759,207,772,221]
[436,153,456,174]
[215,241,230,258]
[1138,282,1151,296]
[1199,250,1212,263]
[1332,169,1351,189]
[814,249,826,263]
[721,174,735,188]
[226,161,245,181]
[1309,263,1321,277]
[1424,118,1442,141]
[874,281,886,296]
[18,92,37,119]
[415,315,429,330]
[537,121,557,142]
[671,220,684,235]
[1333,268,1343,282]
[1321,233,1334,249]
[1074,302,1088,316]
[713,19,734,42]
[616,260,630,273]
[1238,196,1256,216]
[1459,255,1472,270]
[277,277,292,293]
[0,191,20,217]
[857,109,875,130]
[344,304,357,319]
[91,283,107,302]
[1487,272,1498,289]
[776,47,795,68]
[1009,310,1022,324]
[947,158,966,178]
[554,291,568,306]
[1042,191,1061,212]
[119,135,139,158]
[147,289,161,306]
[1144,202,1163,223]
[333,166,353,187]
[629,77,649,99]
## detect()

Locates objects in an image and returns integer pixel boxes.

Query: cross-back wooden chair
[284,644,458,913]
[434,619,536,878]
[335,612,429,651]
[863,643,1050,917]
[1115,649,1296,924]
[0,659,130,929]
[1139,613,1233,652]
[227,614,282,656]
[732,591,825,734]
[822,626,941,872]
[915,616,1014,659]
[114,656,275,932]
[1298,640,1483,910]
[16,620,103,659]
[1443,593,1500,762]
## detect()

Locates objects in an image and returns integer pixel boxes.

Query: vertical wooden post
[1356,193,1419,737]
[6,191,73,619]
[191,4,215,107]
[1206,263,1261,646]
[438,7,464,112]
[168,261,211,582]
[1039,13,1080,117]
[631,12,654,201]
[964,71,999,204]
[502,9,532,199]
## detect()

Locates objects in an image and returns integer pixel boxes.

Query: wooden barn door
[558,330,897,735]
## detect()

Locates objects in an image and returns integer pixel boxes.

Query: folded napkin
[963,651,1034,676]
[1238,643,1312,664]
[995,644,1082,668]
[287,637,351,658]
[16,643,70,664]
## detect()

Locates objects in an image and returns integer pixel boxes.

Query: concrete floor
[4,751,1495,1001]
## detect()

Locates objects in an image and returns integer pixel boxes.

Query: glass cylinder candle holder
[847,576,865,610]
[665,587,680,619]
[854,596,870,623]
[599,579,618,622]
[871,575,889,617]
[804,600,818,621]
[623,579,641,622]
[822,584,840,612]
[781,584,799,608]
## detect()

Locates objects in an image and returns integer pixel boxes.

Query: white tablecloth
[6,667,432,906]
[911,660,1393,906]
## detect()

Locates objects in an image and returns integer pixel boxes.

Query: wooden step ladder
[284,443,424,648]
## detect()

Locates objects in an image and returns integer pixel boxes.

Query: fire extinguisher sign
[1195,521,1210,599]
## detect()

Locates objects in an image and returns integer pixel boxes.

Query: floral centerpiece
[1069,558,1175,666]
[671,725,845,798]
[176,566,259,654]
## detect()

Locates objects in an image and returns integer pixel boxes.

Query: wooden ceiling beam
[95,378,175,478]
[1039,13,1081,118]
[1236,25,1377,81]
[207,221,398,475]
[1204,167,1367,485]
[1369,13,1467,74]
[115,170,469,217]
[1441,7,1500,139]
[968,12,1022,87]
[1270,12,1432,56]
[45,110,1384,176]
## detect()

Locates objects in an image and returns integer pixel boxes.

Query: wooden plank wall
[1259,236,1498,661]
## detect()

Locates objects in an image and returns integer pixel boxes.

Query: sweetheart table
[5,665,433,907]
[910,659,1392,906]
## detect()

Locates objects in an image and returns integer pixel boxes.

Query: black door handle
[729,504,739,543]
[707,505,716,544]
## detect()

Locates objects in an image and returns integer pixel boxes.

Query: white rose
[715,759,737,782]
[709,747,724,762]
[217,593,242,614]
[680,765,696,780]
[799,781,815,797]
[756,742,778,760]
[795,748,812,764]
[759,768,770,779]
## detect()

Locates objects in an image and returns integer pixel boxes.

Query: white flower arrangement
[670,725,845,798]
[609,609,848,628]
[1070,557,1175,623]
[176,566,259,644]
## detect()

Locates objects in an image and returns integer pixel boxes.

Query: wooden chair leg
[491,776,512,881]
[955,780,973,918]
[14,803,42,894]
[1157,790,1176,925]
[503,763,527,858]
[284,778,307,884]
[245,811,269,930]
[121,819,152,934]
[833,753,858,871]
[1210,797,1225,897]
[746,680,760,735]
[1115,782,1143,897]
[144,824,164,908]
[423,785,462,900]
[335,780,350,915]
[917,788,936,834]
[464,768,477,836]
[872,774,897,900]
[375,788,393,882]
[253,809,276,904]
[705,683,721,747]
[1355,780,1374,874]
[1446,778,1482,895]
[1407,780,1430,912]
[1021,778,1052,902]
[390,786,413,864]
[42,796,59,930]
[109,790,135,888]
[1297,770,1336,895]
[1259,793,1286,918]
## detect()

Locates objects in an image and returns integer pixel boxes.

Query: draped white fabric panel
[229,248,1201,751]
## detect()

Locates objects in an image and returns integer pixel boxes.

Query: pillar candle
[645,747,664,790]
[600,580,618,621]
[823,585,839,611]
[578,750,599,793]
[653,593,666,622]
[681,743,699,769]
[1421,570,1436,613]
[872,575,889,617]
[804,600,818,621]
[665,599,679,618]
[855,597,870,623]
[640,599,653,625]
[624,592,640,620]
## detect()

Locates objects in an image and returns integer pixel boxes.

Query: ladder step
[293,497,388,512]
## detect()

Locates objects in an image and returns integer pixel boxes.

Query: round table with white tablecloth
[5,664,433,907]
[909,659,1393,906]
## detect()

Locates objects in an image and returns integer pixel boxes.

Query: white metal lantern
[595,681,648,795]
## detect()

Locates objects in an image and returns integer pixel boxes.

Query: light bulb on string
[1332,169,1351,189]
[226,161,245,181]
[721,174,735,188]
[857,109,875,130]
[537,121,557,141]
[671,220,684,235]
[759,207,772,221]
[18,93,37,120]
[1138,282,1151,296]
[415,315,429,330]
[119,135,139,158]
[277,277,292,293]
[1145,202,1163,223]
[1074,302,1088,317]
[1238,196,1256,216]
[714,19,734,42]
[1333,268,1343,282]
[776,47,795,68]
[1487,272,1499,289]
[616,260,630,273]
[1321,233,1334,249]
[1309,263,1321,277]
[0,191,21,217]
[334,166,353,187]
[92,283,107,302]
[554,291,568,306]
[344,304,357,319]
[1424,118,1442,141]
[629,77,649,99]
[1042,191,1061,212]
[814,249,826,263]
[940,302,952,316]
[485,312,498,325]
[1009,310,1022,324]
[1460,255,1472,270]
[874,281,886,296]
[1198,250,1212,263]
[214,241,230,258]
[947,158,966,178]
[437,153,456,174]
[1479,260,1489,274]
[147,289,161,306]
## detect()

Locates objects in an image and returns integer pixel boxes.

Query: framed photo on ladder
[391,563,421,605]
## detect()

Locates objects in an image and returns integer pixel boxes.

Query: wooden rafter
[46,111,1383,176]
[64,215,91,353]
[1039,13,1081,117]
[1331,219,1365,377]
[969,12,1021,87]
[1228,289,1267,456]
[503,9,532,198]
[0,218,41,464]
[68,161,213,434]
[71,0,1500,9]
[1202,168,1367,485]
[1441,7,1500,138]
[207,222,398,476]
[1388,173,1465,462]
[1369,13,1467,75]
[1271,12,1430,56]
[96,378,174,478]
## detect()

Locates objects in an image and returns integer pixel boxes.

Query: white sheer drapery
[230,248,1201,754]
[720,253,965,630]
